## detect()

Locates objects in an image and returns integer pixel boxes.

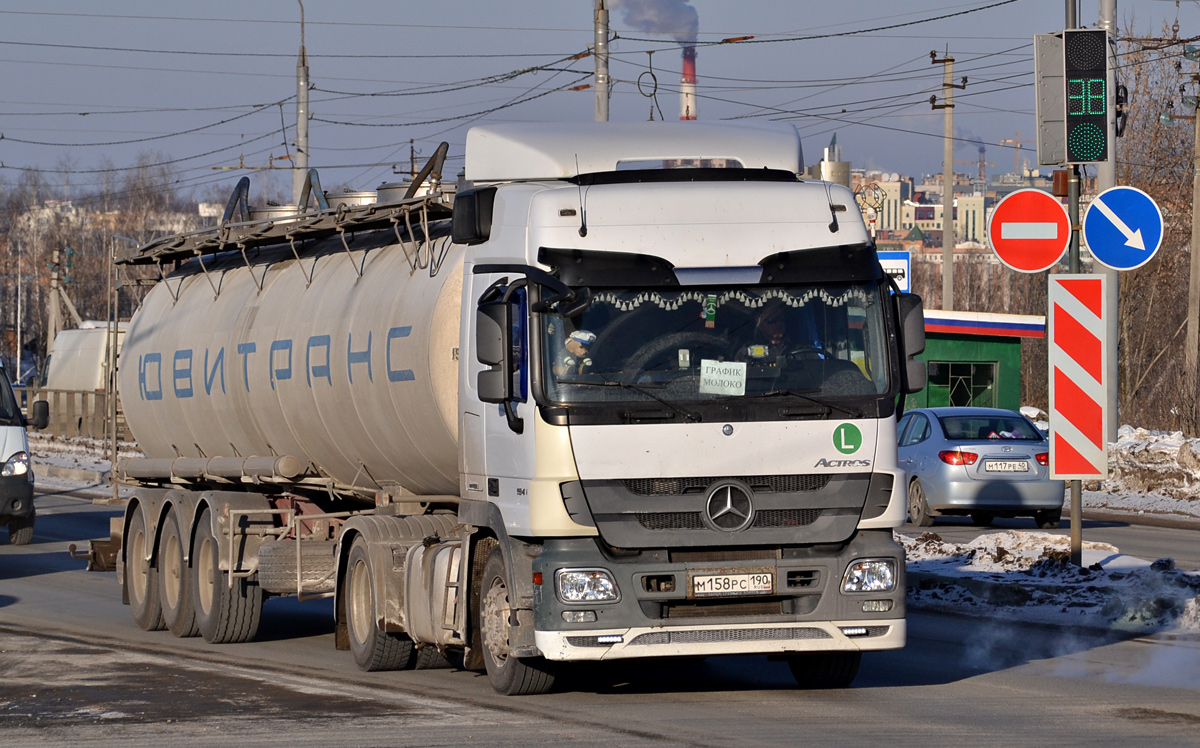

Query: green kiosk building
[905,310,1045,411]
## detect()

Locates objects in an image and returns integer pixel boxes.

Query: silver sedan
[897,407,1066,528]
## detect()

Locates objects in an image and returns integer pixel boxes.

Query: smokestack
[680,46,696,120]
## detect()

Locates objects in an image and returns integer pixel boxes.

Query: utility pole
[931,50,965,310]
[291,0,310,206]
[594,0,610,122]
[1097,0,1120,442]
[47,249,61,363]
[1189,76,1200,382]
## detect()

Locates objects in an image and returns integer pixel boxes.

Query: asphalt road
[2,491,1198,747]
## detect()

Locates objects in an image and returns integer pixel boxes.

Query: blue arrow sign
[1082,186,1164,270]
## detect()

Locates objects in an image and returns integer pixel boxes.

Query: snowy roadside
[901,530,1200,635]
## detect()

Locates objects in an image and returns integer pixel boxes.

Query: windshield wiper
[557,377,703,423]
[749,389,861,418]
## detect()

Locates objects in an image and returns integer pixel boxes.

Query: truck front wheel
[787,651,862,689]
[478,546,556,695]
[190,508,261,644]
[126,509,164,631]
[345,537,416,671]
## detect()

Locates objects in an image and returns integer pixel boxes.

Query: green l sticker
[833,423,862,454]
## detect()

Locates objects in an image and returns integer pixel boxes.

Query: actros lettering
[814,457,872,468]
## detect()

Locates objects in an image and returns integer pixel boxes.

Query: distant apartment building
[899,193,990,245]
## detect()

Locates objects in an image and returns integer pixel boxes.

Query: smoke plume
[610,0,699,44]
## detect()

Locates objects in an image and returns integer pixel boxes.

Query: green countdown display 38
[1064,29,1109,163]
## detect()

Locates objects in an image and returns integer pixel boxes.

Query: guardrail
[16,387,128,440]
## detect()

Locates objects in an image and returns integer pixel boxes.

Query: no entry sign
[987,189,1070,273]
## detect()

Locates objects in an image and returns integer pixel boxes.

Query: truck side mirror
[476,299,524,434]
[897,293,926,394]
[453,187,497,245]
[476,301,512,403]
[29,400,49,431]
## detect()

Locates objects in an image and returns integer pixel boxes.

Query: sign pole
[1067,165,1083,566]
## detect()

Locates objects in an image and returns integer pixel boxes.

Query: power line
[616,0,1024,47]
[0,38,579,60]
[311,74,591,129]
[0,99,289,148]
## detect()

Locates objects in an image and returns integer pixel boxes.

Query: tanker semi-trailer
[112,121,926,695]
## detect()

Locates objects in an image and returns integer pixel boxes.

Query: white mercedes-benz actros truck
[111,121,925,694]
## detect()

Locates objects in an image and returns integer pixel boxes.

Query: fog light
[562,610,597,623]
[840,626,869,637]
[862,599,893,613]
[596,634,623,644]
[842,559,896,593]
[556,569,620,603]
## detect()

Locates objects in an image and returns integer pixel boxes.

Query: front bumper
[537,619,905,661]
[531,529,905,662]
[0,473,35,519]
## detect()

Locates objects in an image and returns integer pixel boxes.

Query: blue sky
[1,1,1196,203]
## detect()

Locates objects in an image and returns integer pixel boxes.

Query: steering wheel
[623,332,728,374]
[783,344,837,362]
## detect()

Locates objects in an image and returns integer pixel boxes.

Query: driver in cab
[744,300,801,364]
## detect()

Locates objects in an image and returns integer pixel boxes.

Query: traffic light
[1034,33,1065,166]
[1063,29,1109,163]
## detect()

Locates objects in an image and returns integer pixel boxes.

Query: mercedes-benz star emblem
[704,482,755,532]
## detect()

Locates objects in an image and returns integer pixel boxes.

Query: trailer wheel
[786,651,861,689]
[346,537,416,671]
[126,509,165,631]
[191,508,261,644]
[478,546,556,695]
[158,508,198,637]
[7,514,34,546]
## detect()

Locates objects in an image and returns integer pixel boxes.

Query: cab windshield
[0,373,20,424]
[541,283,890,405]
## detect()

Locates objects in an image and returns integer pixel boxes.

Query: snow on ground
[28,433,142,475]
[1083,425,1200,522]
[901,530,1200,633]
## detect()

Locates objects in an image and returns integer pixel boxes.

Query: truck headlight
[841,559,896,593]
[556,569,620,603]
[2,451,30,478]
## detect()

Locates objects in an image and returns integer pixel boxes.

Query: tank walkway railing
[17,387,128,441]
[115,192,453,268]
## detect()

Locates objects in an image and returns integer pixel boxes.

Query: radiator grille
[665,599,783,618]
[623,474,830,496]
[635,508,821,531]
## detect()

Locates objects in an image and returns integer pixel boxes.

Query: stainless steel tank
[119,229,463,496]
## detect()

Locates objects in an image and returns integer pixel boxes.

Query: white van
[42,322,126,392]
[0,364,47,544]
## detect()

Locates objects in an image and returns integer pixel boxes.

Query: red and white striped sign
[1048,275,1108,479]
